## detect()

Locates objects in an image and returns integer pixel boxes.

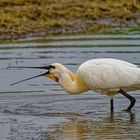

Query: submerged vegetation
[0,0,140,39]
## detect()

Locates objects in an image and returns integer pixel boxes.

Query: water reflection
[47,112,137,140]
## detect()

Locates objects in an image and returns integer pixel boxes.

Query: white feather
[77,58,140,95]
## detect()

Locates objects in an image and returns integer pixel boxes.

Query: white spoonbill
[10,58,139,112]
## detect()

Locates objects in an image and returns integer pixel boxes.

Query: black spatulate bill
[9,66,51,70]
[9,65,52,86]
[10,72,48,86]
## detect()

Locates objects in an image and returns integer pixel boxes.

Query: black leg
[110,99,114,113]
[119,89,136,111]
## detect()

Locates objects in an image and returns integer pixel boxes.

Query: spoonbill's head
[10,63,67,85]
[10,63,90,94]
[43,63,67,82]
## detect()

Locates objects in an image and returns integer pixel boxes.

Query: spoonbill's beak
[9,66,51,70]
[9,66,58,86]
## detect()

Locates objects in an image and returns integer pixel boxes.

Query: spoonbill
[10,58,139,112]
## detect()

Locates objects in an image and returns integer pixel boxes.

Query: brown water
[0,34,140,140]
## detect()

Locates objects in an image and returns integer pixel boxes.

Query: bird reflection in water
[46,112,136,140]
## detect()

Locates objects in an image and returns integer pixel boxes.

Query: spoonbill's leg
[110,99,114,113]
[119,89,136,111]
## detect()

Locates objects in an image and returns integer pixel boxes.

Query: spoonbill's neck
[58,68,90,94]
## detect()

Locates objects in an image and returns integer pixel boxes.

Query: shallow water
[0,34,140,140]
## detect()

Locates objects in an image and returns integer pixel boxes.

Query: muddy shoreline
[1,18,140,40]
[0,0,140,40]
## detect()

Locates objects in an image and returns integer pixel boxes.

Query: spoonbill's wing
[77,59,140,90]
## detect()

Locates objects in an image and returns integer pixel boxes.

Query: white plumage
[77,58,140,96]
[11,58,139,112]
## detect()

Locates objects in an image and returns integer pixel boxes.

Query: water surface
[0,34,140,140]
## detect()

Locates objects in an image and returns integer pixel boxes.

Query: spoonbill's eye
[50,65,55,69]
